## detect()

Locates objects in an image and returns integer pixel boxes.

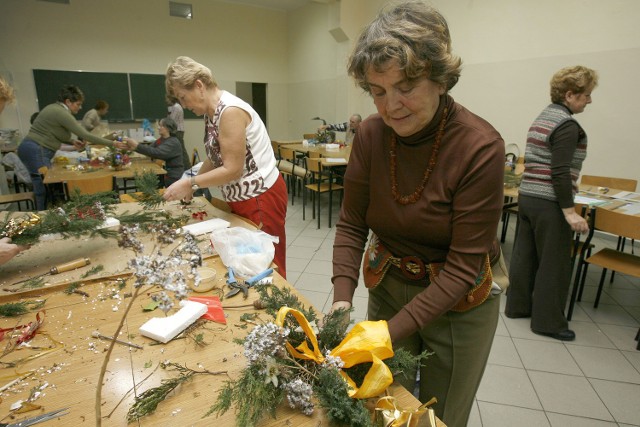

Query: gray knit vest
[518,104,587,201]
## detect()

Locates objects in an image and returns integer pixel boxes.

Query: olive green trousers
[368,272,500,427]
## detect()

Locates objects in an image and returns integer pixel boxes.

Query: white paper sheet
[325,158,347,163]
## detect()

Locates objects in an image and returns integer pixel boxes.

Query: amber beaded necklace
[390,106,448,205]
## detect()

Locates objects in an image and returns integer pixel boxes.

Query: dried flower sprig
[96,221,202,426]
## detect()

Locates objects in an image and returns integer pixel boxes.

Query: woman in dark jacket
[119,117,186,187]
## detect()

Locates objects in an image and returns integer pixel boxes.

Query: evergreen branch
[204,365,283,426]
[0,300,46,317]
[127,362,227,422]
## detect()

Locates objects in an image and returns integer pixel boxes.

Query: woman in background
[167,95,191,170]
[506,66,598,342]
[81,99,109,131]
[17,85,116,210]
[117,117,186,187]
[163,57,288,278]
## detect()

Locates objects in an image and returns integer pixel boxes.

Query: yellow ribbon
[374,396,438,427]
[275,306,394,399]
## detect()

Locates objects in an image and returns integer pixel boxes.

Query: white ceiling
[213,0,329,12]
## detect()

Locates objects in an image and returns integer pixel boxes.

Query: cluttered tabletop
[0,198,438,426]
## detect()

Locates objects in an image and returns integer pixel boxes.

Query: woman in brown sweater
[328,2,505,426]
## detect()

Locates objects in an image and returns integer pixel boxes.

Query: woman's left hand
[73,140,87,150]
[162,179,193,202]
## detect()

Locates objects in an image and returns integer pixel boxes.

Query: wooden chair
[580,175,637,192]
[65,175,116,198]
[500,159,525,242]
[566,205,596,320]
[303,157,343,229]
[580,175,638,284]
[574,206,640,311]
[303,133,316,140]
[38,166,66,208]
[277,146,308,205]
[0,192,35,211]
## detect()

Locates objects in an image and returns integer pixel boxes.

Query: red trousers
[227,175,288,279]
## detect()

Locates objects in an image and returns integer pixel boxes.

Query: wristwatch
[190,176,199,192]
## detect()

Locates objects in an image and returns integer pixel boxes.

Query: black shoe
[505,312,531,319]
[532,329,575,341]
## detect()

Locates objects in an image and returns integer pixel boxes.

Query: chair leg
[636,327,640,351]
[577,258,591,301]
[500,213,510,243]
[593,268,608,308]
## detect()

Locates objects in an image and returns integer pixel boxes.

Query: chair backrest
[279,147,296,163]
[308,151,322,159]
[66,175,115,196]
[580,175,637,192]
[594,206,640,240]
[303,133,316,140]
[305,157,323,174]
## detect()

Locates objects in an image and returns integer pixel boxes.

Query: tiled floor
[282,192,640,427]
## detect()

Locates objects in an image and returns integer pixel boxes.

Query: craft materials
[1,406,69,427]
[92,331,143,350]
[181,218,230,236]
[7,257,91,287]
[224,266,248,299]
[187,267,217,293]
[0,406,69,427]
[139,300,208,343]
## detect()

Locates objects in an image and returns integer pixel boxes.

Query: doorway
[235,82,267,126]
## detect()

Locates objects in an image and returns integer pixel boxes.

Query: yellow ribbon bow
[275,306,394,399]
[374,396,438,427]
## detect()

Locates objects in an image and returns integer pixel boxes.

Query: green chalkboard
[130,73,167,121]
[33,69,201,122]
[33,69,131,121]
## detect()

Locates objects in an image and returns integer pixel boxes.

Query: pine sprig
[127,362,227,422]
[204,365,283,426]
[315,368,371,426]
[0,300,46,317]
[128,172,166,209]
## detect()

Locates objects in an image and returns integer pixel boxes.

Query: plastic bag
[210,227,278,277]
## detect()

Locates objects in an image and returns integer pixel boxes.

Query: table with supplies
[0,198,442,426]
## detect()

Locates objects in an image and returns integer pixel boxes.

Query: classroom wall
[341,0,640,183]
[1,0,639,183]
[0,0,291,158]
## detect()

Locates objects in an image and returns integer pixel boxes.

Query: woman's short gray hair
[549,66,599,103]
[165,56,218,97]
[347,1,462,93]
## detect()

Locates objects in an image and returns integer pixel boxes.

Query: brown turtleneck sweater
[332,95,505,342]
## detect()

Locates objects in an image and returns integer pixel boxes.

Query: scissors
[1,407,69,427]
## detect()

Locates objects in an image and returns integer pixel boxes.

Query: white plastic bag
[210,227,278,277]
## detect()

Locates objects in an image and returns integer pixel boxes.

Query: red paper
[188,296,226,324]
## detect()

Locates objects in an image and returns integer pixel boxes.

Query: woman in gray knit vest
[506,65,598,341]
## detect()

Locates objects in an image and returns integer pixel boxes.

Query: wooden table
[287,143,351,160]
[0,199,440,426]
[42,158,166,185]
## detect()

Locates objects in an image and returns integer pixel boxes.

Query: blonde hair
[550,66,599,103]
[0,76,16,104]
[347,1,462,93]
[165,56,218,97]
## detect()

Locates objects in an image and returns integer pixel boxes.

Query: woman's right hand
[320,300,352,329]
[563,208,589,234]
